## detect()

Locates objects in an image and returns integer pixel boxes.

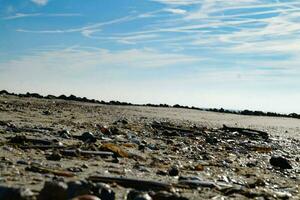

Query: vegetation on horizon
[1,90,299,119]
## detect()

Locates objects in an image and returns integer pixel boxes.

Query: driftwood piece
[177,179,216,188]
[26,164,75,177]
[151,122,194,133]
[88,175,171,191]
[20,145,65,150]
[222,125,269,140]
[9,135,55,145]
[6,126,52,134]
[60,149,114,157]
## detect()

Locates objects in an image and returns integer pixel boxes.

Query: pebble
[67,167,83,172]
[168,166,179,176]
[0,186,34,200]
[94,183,115,200]
[58,130,71,139]
[80,132,97,142]
[16,160,29,165]
[270,156,292,169]
[46,152,62,161]
[67,180,91,198]
[127,190,152,200]
[37,181,68,200]
[71,195,101,200]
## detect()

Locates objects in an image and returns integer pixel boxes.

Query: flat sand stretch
[0,94,299,199]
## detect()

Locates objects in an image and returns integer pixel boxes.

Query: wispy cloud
[16,15,134,37]
[149,0,201,5]
[3,13,41,20]
[0,47,201,72]
[164,8,186,14]
[31,0,49,6]
[3,12,81,20]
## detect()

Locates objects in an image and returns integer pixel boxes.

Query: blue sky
[1,0,300,113]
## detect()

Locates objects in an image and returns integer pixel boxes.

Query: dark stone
[270,156,292,169]
[67,167,83,172]
[156,170,168,176]
[93,183,115,200]
[0,186,33,200]
[46,152,62,161]
[168,166,179,176]
[38,181,68,200]
[127,190,152,200]
[71,195,100,200]
[67,180,91,198]
[80,132,97,143]
[43,110,51,115]
[162,130,181,137]
[16,160,29,165]
[205,136,218,144]
[58,130,71,139]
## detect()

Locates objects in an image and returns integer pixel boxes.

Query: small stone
[67,167,83,172]
[82,164,89,169]
[38,181,68,200]
[156,170,168,176]
[80,132,96,142]
[58,130,71,139]
[16,160,29,165]
[246,161,257,168]
[270,156,292,169]
[71,195,101,200]
[168,166,179,176]
[94,183,115,200]
[205,136,218,144]
[43,110,51,115]
[127,190,152,200]
[46,152,62,161]
[100,126,111,135]
[67,180,91,198]
[0,186,34,200]
[247,179,265,188]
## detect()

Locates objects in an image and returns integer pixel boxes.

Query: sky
[0,0,300,113]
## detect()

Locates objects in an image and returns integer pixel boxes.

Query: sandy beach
[0,94,299,199]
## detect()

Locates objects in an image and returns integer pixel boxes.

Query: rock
[270,156,292,169]
[94,183,115,200]
[168,166,179,176]
[156,170,168,176]
[67,167,83,172]
[16,160,29,165]
[43,110,51,115]
[46,152,62,161]
[205,136,218,144]
[71,195,101,200]
[247,179,265,188]
[109,126,119,135]
[58,130,71,139]
[100,126,111,135]
[67,180,91,198]
[38,181,68,200]
[0,186,34,200]
[82,164,89,169]
[127,190,152,200]
[79,132,97,143]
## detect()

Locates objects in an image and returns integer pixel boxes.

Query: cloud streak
[0,47,201,72]
[3,12,81,20]
[31,0,49,6]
